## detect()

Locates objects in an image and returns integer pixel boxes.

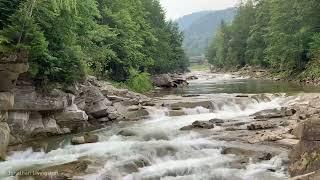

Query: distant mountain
[177,8,236,57]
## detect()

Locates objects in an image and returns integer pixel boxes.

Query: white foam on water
[0,93,290,180]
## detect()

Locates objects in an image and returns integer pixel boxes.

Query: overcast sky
[160,0,238,20]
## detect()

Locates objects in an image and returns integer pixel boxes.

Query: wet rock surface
[17,160,91,180]
[180,120,215,130]
[151,74,189,88]
[3,72,320,179]
[71,133,99,145]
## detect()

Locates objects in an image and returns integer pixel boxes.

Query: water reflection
[153,78,320,97]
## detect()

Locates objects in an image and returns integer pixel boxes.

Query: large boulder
[252,107,296,119]
[0,122,10,160]
[55,104,88,131]
[151,74,174,88]
[289,141,320,177]
[0,62,29,92]
[8,111,63,143]
[12,86,72,111]
[292,118,320,141]
[71,133,99,145]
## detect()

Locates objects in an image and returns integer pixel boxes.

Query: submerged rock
[252,107,296,119]
[180,120,215,131]
[71,133,99,145]
[168,110,186,117]
[170,101,214,109]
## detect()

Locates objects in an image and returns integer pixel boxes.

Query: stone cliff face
[289,95,320,179]
[0,52,29,160]
[6,76,153,148]
[1,52,154,159]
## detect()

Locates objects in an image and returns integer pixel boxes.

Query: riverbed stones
[180,120,215,130]
[17,160,91,180]
[170,101,214,109]
[126,109,149,121]
[247,122,276,130]
[168,110,186,116]
[71,133,99,145]
[252,107,296,119]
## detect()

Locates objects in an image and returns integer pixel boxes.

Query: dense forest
[0,0,189,91]
[177,8,235,57]
[207,0,320,79]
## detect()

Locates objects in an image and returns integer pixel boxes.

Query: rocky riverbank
[2,69,320,179]
[7,76,157,145]
[212,65,320,86]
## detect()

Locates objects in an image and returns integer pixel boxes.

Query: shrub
[127,69,153,93]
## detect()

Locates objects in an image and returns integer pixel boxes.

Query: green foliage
[206,0,320,78]
[127,69,153,93]
[0,0,188,85]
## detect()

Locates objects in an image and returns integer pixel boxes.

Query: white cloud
[160,0,238,19]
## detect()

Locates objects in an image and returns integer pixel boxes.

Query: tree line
[0,0,189,90]
[206,0,320,78]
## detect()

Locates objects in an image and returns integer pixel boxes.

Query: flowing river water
[1,72,320,180]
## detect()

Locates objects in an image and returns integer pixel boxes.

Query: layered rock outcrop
[0,52,29,160]
[5,75,154,149]
[289,94,320,178]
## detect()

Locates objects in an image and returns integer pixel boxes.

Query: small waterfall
[0,74,295,180]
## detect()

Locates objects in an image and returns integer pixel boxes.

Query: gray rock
[252,107,296,119]
[0,122,10,160]
[55,106,88,130]
[168,110,186,117]
[170,101,214,109]
[118,129,137,137]
[0,111,8,122]
[221,147,255,156]
[0,63,29,92]
[71,134,99,145]
[0,92,14,110]
[85,98,113,118]
[292,119,320,141]
[151,74,174,88]
[209,118,224,124]
[17,160,91,179]
[12,86,71,111]
[289,141,320,177]
[247,122,276,130]
[126,109,149,121]
[180,120,215,130]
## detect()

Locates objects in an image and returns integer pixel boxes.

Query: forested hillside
[177,8,236,57]
[0,0,188,89]
[207,0,320,79]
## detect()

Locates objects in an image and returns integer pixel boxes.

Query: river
[1,72,319,180]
